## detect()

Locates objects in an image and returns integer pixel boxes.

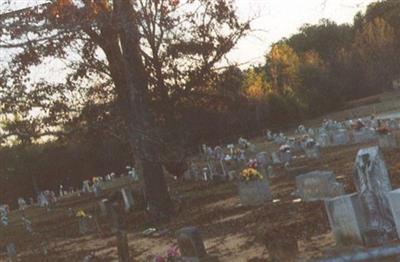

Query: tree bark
[97,0,173,220]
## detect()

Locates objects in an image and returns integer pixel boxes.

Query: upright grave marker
[296,171,344,202]
[325,193,366,246]
[386,189,400,239]
[121,187,134,212]
[353,146,396,245]
[176,227,207,260]
[238,175,272,206]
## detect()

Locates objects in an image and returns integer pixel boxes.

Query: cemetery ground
[3,92,400,261]
[3,140,400,261]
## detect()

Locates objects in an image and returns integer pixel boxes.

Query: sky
[230,0,376,66]
[1,0,376,69]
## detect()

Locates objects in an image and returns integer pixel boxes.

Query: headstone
[59,185,64,197]
[387,189,400,239]
[271,152,281,164]
[99,199,109,216]
[353,128,376,144]
[228,170,236,181]
[0,206,8,226]
[93,185,102,198]
[6,243,17,262]
[256,152,271,168]
[296,171,344,202]
[332,129,350,145]
[248,143,257,152]
[317,132,331,147]
[201,167,208,181]
[82,180,91,193]
[121,187,134,212]
[214,146,225,160]
[220,159,229,179]
[238,176,272,206]
[308,128,315,137]
[325,193,366,246]
[128,167,139,181]
[304,139,321,159]
[21,215,33,233]
[176,227,207,260]
[227,144,235,155]
[184,169,192,181]
[78,217,90,234]
[18,198,27,210]
[266,130,273,141]
[238,137,249,148]
[274,135,286,145]
[37,192,49,208]
[353,146,396,245]
[267,166,275,178]
[388,119,399,130]
[279,149,291,164]
[378,133,397,148]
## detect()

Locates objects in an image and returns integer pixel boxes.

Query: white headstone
[324,193,366,246]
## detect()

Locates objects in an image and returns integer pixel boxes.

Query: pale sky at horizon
[230,0,376,66]
[1,0,377,70]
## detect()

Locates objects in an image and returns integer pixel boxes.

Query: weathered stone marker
[352,128,376,144]
[386,189,400,239]
[256,152,271,168]
[353,146,396,245]
[318,132,331,147]
[78,217,90,234]
[296,171,344,202]
[176,227,207,260]
[325,193,366,246]
[378,133,397,149]
[6,243,17,262]
[238,176,272,206]
[332,129,350,145]
[304,139,321,159]
[120,187,134,212]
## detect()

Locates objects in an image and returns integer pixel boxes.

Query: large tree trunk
[99,0,173,220]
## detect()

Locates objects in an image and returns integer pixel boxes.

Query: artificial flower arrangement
[239,168,263,181]
[352,120,365,131]
[146,245,180,262]
[377,126,390,135]
[76,209,87,218]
